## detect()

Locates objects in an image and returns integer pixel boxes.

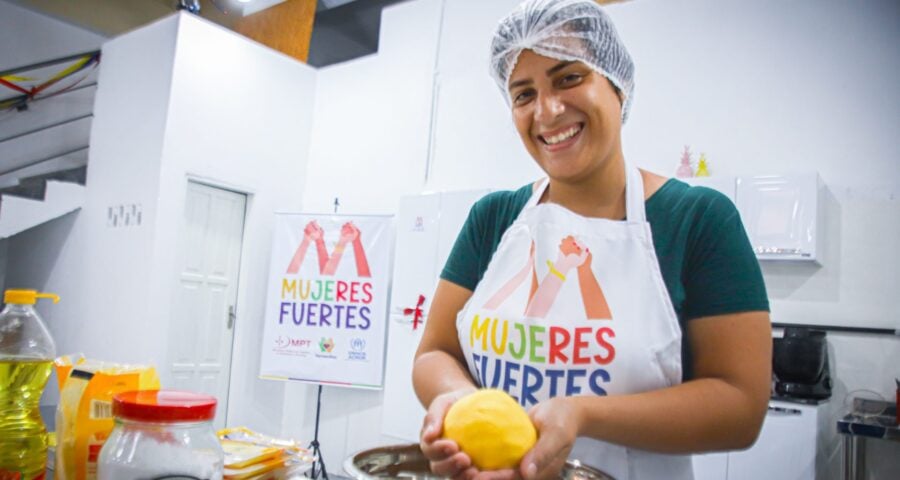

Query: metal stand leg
[307,385,329,479]
[843,435,865,480]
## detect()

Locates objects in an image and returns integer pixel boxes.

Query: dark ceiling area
[308,0,408,67]
[3,0,410,69]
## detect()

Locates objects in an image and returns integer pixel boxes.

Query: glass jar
[98,390,224,480]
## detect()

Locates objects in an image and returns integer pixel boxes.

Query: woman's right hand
[420,388,479,480]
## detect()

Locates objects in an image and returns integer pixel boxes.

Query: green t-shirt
[440,179,769,381]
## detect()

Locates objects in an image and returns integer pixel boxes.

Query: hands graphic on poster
[340,222,361,242]
[304,220,324,241]
[287,220,371,277]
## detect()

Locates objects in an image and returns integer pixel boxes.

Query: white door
[169,182,246,428]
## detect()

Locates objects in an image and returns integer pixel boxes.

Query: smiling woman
[508,52,623,192]
[411,1,773,479]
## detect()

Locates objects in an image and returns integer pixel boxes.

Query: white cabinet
[728,401,820,480]
[380,189,489,441]
[692,400,825,480]
[692,452,728,480]
[736,173,823,262]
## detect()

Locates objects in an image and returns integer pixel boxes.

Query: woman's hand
[420,388,479,479]
[519,397,582,480]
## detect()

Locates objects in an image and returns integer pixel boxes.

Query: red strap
[0,77,30,95]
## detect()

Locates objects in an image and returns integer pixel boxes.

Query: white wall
[426,0,541,192]
[154,13,317,434]
[5,15,180,405]
[300,0,443,213]
[0,0,105,72]
[0,0,104,320]
[284,0,445,469]
[0,239,6,292]
[4,13,318,440]
[602,10,900,471]
[297,0,900,475]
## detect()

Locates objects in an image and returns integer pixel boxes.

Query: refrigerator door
[380,189,488,441]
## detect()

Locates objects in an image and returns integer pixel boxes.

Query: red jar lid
[113,390,217,423]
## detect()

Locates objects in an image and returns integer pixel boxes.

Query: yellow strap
[1,74,34,82]
[546,260,565,281]
[46,56,92,83]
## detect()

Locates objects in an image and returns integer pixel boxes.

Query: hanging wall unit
[736,173,824,263]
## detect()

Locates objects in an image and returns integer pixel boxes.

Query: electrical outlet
[107,204,142,228]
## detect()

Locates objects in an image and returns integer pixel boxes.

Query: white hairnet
[490,0,635,123]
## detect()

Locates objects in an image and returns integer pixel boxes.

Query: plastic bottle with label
[0,289,59,480]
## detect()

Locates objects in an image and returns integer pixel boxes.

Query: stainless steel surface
[842,435,865,480]
[343,444,615,480]
[837,398,899,480]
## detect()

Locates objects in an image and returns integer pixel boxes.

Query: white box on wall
[736,173,824,263]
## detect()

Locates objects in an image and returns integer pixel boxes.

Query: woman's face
[508,50,623,184]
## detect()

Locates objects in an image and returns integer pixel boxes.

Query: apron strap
[527,165,646,222]
[624,164,646,223]
[525,178,549,208]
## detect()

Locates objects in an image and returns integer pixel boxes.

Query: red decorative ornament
[403,295,426,330]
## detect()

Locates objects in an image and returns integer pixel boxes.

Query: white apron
[456,166,694,480]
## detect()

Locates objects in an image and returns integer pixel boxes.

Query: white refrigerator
[380,189,490,441]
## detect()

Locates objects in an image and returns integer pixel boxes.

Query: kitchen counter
[836,398,898,480]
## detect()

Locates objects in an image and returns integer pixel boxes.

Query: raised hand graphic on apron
[456,166,694,480]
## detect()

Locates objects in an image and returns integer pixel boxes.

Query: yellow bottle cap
[3,289,60,305]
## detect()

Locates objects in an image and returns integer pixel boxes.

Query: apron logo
[465,236,619,407]
[286,220,372,277]
[483,236,612,320]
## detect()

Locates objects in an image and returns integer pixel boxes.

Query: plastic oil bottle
[0,290,58,480]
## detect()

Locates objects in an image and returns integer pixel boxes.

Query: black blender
[773,327,833,400]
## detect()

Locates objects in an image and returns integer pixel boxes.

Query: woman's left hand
[519,397,582,480]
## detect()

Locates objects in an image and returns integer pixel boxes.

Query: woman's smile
[537,122,584,152]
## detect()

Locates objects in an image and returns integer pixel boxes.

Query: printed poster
[260,214,393,389]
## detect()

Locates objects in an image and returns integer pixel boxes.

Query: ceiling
[6,0,628,68]
[4,0,364,37]
[0,0,384,195]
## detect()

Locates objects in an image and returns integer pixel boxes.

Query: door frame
[177,175,252,426]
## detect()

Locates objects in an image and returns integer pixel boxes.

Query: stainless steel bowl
[343,444,615,480]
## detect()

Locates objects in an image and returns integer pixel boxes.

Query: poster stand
[263,197,389,478]
[305,197,344,479]
[307,384,328,479]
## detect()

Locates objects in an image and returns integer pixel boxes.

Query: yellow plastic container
[54,356,160,480]
[0,290,58,480]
